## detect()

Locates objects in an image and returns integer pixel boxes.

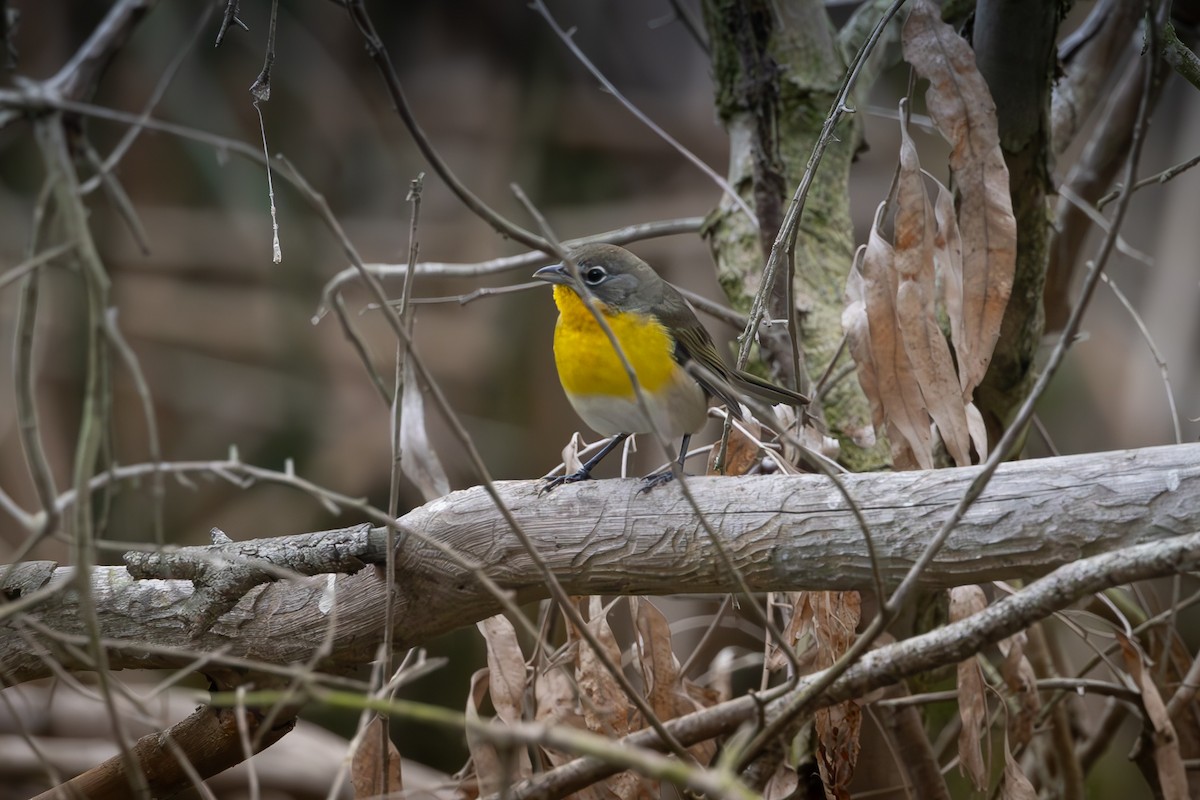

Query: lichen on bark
[702,0,888,470]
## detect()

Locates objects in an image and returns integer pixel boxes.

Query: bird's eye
[583,266,607,284]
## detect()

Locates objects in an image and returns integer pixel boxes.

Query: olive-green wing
[659,284,809,412]
[675,326,810,407]
[671,324,744,417]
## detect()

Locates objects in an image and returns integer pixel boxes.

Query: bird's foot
[539,468,592,495]
[638,469,679,493]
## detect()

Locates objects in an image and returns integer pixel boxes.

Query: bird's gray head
[532,243,664,313]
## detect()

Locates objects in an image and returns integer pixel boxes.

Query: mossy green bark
[702,0,888,471]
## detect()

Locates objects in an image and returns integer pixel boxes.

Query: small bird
[534,243,809,492]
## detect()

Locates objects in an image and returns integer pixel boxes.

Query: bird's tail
[733,369,810,407]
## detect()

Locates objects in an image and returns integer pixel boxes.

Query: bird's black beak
[532,263,570,285]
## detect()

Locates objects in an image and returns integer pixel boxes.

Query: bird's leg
[540,434,629,493]
[639,434,690,493]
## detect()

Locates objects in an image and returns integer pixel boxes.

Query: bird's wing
[659,284,809,412]
[671,324,744,418]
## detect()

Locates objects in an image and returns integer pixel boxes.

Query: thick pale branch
[1,444,1196,684]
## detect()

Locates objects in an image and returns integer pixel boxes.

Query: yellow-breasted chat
[533,243,808,492]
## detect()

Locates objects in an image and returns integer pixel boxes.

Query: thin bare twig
[1031,414,1062,457]
[739,0,1164,771]
[11,179,60,544]
[250,0,282,263]
[379,174,424,796]
[509,184,700,760]
[733,0,906,371]
[0,242,74,295]
[664,0,709,53]
[35,113,150,798]
[343,1,550,253]
[101,309,165,547]
[329,291,391,404]
[267,154,701,771]
[1099,273,1183,444]
[529,0,756,226]
[1055,183,1181,442]
[80,139,151,254]
[317,216,704,311]
[42,0,156,105]
[1097,150,1200,210]
[1077,697,1128,771]
[502,530,1200,799]
[215,0,249,46]
[80,4,212,196]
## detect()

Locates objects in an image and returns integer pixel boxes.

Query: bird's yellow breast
[550,285,679,396]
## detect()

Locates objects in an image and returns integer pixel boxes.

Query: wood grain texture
[2,443,1197,682]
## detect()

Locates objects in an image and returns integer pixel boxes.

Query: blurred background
[1,1,1198,796]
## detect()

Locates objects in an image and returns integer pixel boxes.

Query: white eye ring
[583,266,607,284]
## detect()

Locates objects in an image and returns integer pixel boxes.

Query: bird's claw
[638,470,677,493]
[539,469,592,495]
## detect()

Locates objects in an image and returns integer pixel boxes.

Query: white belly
[565,371,707,438]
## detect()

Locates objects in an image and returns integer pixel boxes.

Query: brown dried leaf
[811,592,862,800]
[932,177,965,377]
[764,763,800,800]
[399,356,451,501]
[561,432,586,476]
[477,615,527,726]
[707,648,735,704]
[890,438,922,471]
[792,418,843,464]
[902,0,1017,398]
[766,591,810,673]
[893,114,935,260]
[465,671,528,796]
[894,118,973,467]
[533,675,617,800]
[811,591,861,669]
[707,416,763,476]
[563,786,616,800]
[948,584,987,620]
[536,671,588,775]
[816,701,862,800]
[1118,633,1190,800]
[1001,739,1036,800]
[859,210,935,469]
[607,774,650,800]
[966,401,989,461]
[683,677,722,712]
[352,715,403,799]
[607,601,670,798]
[843,245,884,432]
[531,666,583,772]
[631,598,717,765]
[575,597,630,737]
[632,597,680,723]
[950,586,989,790]
[998,633,1040,748]
[679,682,719,766]
[534,666,578,728]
